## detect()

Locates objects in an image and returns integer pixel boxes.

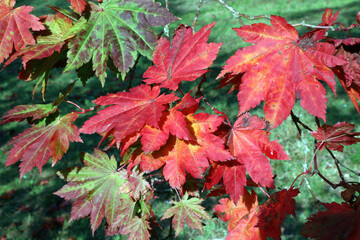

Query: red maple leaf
[204,161,246,203]
[301,202,360,240]
[213,189,266,240]
[0,0,45,64]
[126,109,230,189]
[256,187,300,240]
[226,113,289,189]
[312,122,360,152]
[68,0,86,14]
[80,84,178,148]
[320,8,339,26]
[143,22,222,90]
[331,38,360,112]
[218,14,346,128]
[6,113,82,178]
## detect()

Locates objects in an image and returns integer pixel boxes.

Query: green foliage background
[1,0,359,239]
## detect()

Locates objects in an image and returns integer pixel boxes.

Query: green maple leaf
[161,193,210,236]
[55,149,130,234]
[64,0,178,85]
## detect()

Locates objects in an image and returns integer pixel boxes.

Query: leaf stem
[65,100,85,112]
[259,187,270,198]
[174,188,182,201]
[290,170,311,188]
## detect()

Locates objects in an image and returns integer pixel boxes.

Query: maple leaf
[189,113,234,162]
[218,15,346,128]
[68,0,87,14]
[119,216,151,240]
[301,202,360,240]
[4,13,84,68]
[331,38,360,112]
[3,13,86,99]
[204,161,246,204]
[6,112,82,178]
[55,149,131,234]
[162,136,209,189]
[213,189,265,240]
[226,113,289,191]
[256,187,300,240]
[0,0,45,64]
[320,8,339,26]
[161,193,210,236]
[312,122,360,152]
[64,0,178,85]
[80,84,178,148]
[0,103,57,124]
[143,22,222,91]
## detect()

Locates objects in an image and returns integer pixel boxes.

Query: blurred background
[1,0,360,239]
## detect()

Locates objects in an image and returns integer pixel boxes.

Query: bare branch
[214,0,270,26]
[192,0,204,29]
[164,0,170,37]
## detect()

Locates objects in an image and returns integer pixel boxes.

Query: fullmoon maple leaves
[218,14,346,128]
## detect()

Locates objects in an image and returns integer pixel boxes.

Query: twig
[291,170,311,188]
[303,177,321,211]
[292,21,335,31]
[214,0,270,25]
[326,148,360,176]
[192,0,203,29]
[196,75,232,126]
[290,111,313,132]
[164,0,170,37]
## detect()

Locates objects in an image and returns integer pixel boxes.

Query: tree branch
[192,0,204,29]
[214,0,270,25]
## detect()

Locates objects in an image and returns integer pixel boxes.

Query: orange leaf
[218,15,346,128]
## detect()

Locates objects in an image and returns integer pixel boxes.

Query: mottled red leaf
[65,0,177,85]
[6,113,82,178]
[218,15,346,128]
[301,202,360,240]
[120,216,151,240]
[55,149,132,234]
[4,13,76,68]
[0,0,45,64]
[0,103,57,124]
[143,22,222,90]
[256,187,300,240]
[312,122,360,152]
